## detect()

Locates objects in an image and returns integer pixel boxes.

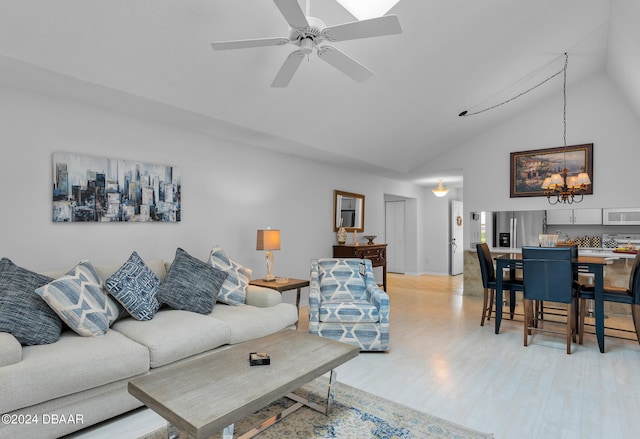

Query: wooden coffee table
[128,330,359,439]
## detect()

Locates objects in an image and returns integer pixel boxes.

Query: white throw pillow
[208,246,252,306]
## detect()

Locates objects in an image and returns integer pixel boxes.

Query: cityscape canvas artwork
[52,152,181,222]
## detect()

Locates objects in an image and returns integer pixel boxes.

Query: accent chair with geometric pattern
[309,258,389,351]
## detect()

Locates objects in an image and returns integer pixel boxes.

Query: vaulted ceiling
[1,1,637,188]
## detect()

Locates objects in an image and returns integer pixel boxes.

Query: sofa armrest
[0,332,22,367]
[244,285,282,308]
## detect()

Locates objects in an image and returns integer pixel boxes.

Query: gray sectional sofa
[0,256,299,439]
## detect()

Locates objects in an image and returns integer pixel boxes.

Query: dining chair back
[579,251,640,345]
[522,258,578,354]
[522,246,575,260]
[522,246,578,322]
[476,243,523,326]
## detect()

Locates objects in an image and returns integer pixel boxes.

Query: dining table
[494,253,608,353]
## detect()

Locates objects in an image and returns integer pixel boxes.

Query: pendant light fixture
[432,179,449,197]
[541,53,591,205]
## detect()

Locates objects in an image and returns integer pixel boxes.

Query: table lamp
[256,228,280,281]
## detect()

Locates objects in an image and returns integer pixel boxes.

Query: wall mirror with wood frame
[334,190,365,232]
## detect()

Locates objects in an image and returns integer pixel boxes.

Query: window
[335,0,401,20]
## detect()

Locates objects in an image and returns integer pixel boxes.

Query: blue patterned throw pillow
[157,248,228,314]
[105,252,160,321]
[36,261,119,337]
[0,258,62,345]
[208,246,252,305]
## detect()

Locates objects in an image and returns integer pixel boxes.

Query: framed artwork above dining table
[510,143,593,198]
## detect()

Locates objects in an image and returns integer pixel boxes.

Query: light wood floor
[69,273,640,439]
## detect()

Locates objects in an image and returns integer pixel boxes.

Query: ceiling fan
[211,0,402,87]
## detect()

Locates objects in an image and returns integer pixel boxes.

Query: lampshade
[256,229,280,251]
[541,177,552,190]
[565,175,577,189]
[575,172,591,186]
[548,173,564,188]
[432,179,449,197]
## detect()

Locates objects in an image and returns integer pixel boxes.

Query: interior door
[385,201,405,273]
[450,200,464,275]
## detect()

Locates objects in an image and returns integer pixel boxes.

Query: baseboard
[400,271,450,276]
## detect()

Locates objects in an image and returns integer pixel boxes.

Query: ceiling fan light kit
[211,0,402,87]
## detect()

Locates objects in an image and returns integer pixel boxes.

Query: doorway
[450,200,464,275]
[385,200,406,273]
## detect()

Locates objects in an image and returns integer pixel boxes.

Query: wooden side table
[249,278,310,328]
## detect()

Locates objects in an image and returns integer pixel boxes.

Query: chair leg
[488,289,494,322]
[574,298,579,342]
[481,288,496,326]
[578,298,586,345]
[632,304,640,344]
[566,302,573,354]
[509,290,516,319]
[523,299,530,347]
[481,288,489,326]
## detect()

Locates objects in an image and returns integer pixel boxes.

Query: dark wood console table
[333,243,388,291]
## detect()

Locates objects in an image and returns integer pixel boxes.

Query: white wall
[0,84,425,284]
[422,72,640,252]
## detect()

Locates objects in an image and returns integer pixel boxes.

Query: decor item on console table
[333,243,387,291]
[364,235,377,245]
[336,225,347,244]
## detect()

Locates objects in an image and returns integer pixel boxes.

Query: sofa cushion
[245,285,283,308]
[0,330,149,415]
[208,246,252,305]
[210,303,298,344]
[112,309,231,368]
[318,259,367,301]
[0,258,61,346]
[35,261,120,337]
[105,252,161,321]
[319,300,380,323]
[156,248,228,315]
[0,332,21,366]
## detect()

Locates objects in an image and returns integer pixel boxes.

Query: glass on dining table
[538,234,558,247]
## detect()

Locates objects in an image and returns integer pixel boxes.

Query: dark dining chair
[522,246,579,322]
[476,243,523,326]
[522,257,579,354]
[578,251,640,345]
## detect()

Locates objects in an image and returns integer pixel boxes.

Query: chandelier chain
[563,52,567,146]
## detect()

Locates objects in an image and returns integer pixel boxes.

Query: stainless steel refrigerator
[492,210,546,249]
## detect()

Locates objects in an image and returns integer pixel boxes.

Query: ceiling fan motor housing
[289,16,326,46]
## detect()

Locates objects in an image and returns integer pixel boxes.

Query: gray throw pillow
[156,248,228,314]
[105,252,160,321]
[0,258,62,345]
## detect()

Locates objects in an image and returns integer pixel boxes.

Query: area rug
[140,378,492,439]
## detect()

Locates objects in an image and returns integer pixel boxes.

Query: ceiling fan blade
[211,37,290,51]
[273,0,309,29]
[317,46,373,83]
[322,15,402,42]
[271,50,306,87]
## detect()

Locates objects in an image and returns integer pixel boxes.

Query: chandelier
[541,53,591,205]
[432,179,449,197]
